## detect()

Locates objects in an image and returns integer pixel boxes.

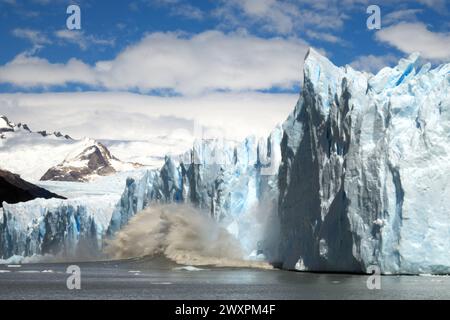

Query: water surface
[0,257,448,300]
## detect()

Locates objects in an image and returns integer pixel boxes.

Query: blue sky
[0,0,449,140]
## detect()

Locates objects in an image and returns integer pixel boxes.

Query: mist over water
[104,204,272,269]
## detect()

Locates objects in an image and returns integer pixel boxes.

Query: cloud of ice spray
[104,204,272,269]
[227,196,280,263]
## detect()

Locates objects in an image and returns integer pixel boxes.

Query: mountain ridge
[0,169,66,207]
[41,140,142,182]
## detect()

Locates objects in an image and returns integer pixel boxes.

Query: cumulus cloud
[94,31,308,94]
[0,53,95,87]
[376,23,450,60]
[0,30,309,94]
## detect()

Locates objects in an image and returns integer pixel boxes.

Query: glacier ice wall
[0,129,282,262]
[0,196,117,260]
[278,49,450,274]
[108,129,283,258]
[0,49,448,274]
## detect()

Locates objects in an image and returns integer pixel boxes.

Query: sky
[0,0,449,141]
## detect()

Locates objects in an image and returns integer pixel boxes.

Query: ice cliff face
[0,131,282,261]
[278,49,450,274]
[0,196,117,259]
[108,130,283,256]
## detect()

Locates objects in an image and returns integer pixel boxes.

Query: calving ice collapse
[0,49,449,274]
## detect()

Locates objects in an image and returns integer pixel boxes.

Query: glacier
[108,130,283,258]
[0,196,118,260]
[278,49,450,274]
[0,169,147,261]
[0,49,449,274]
[0,131,282,262]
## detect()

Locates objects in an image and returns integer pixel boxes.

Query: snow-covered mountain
[0,116,143,182]
[0,116,79,181]
[0,116,14,134]
[41,140,141,182]
[1,50,449,274]
[1,115,70,139]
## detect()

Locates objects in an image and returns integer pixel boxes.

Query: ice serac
[108,129,283,258]
[278,48,450,274]
[0,129,282,261]
[0,196,118,260]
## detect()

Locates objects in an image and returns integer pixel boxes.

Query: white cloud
[169,3,204,20]
[55,30,85,48]
[55,30,115,51]
[304,30,343,44]
[238,0,297,34]
[136,0,205,20]
[11,28,114,52]
[383,9,423,26]
[94,30,309,94]
[0,91,298,141]
[350,54,399,74]
[12,28,51,46]
[215,0,349,35]
[0,30,310,94]
[157,0,205,20]
[0,53,95,87]
[376,23,450,60]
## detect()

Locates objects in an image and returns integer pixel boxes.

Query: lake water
[0,257,449,300]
